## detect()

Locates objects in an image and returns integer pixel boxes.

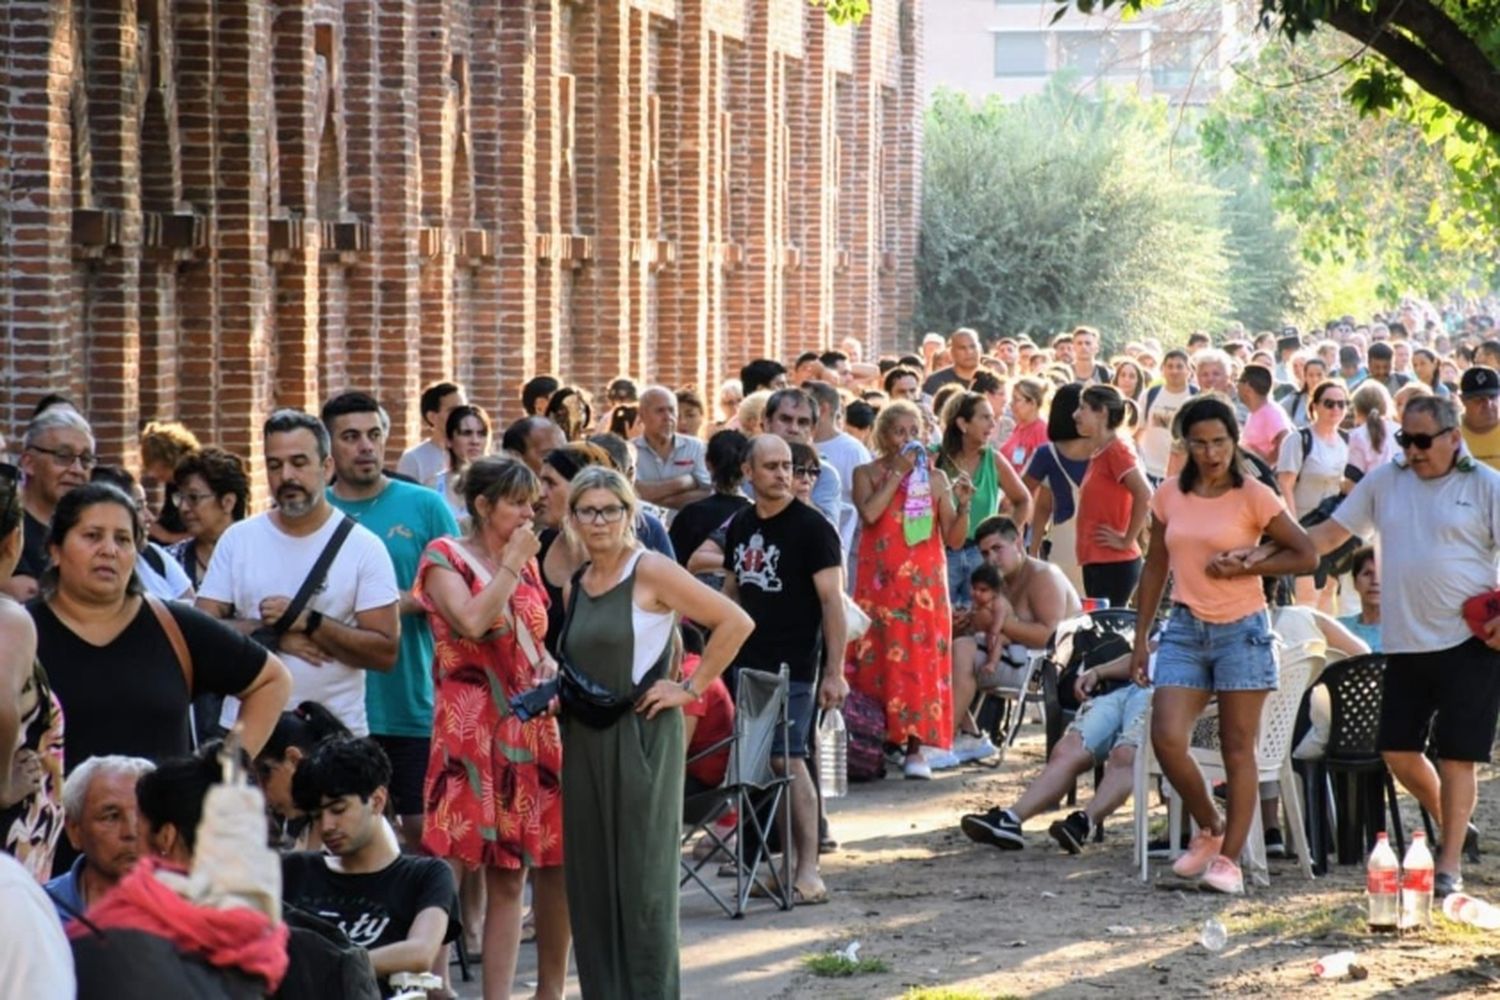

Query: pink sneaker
[1171,828,1225,878]
[1200,855,1244,895]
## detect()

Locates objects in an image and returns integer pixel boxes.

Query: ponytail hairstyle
[1351,380,1393,455]
[257,701,352,765]
[1079,383,1128,432]
[1175,395,1246,493]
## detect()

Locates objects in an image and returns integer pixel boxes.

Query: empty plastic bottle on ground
[1366,832,1399,933]
[1442,893,1500,930]
[1401,832,1434,932]
[818,708,848,799]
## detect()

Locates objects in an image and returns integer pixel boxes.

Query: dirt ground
[484,728,1500,999]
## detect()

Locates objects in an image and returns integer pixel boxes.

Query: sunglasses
[1394,427,1454,450]
[792,465,822,480]
[1320,398,1348,410]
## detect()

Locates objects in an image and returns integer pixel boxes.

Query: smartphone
[509,679,560,722]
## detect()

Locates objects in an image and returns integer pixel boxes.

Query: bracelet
[499,564,521,580]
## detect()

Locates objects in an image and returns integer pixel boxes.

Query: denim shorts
[1067,683,1151,759]
[1154,605,1278,692]
[772,681,816,759]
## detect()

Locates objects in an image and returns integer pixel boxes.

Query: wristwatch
[680,679,701,700]
[305,610,324,636]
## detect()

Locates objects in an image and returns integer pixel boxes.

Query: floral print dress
[852,475,953,749]
[414,538,563,869]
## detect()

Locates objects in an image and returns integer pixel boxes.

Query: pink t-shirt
[1242,402,1293,462]
[1150,476,1287,623]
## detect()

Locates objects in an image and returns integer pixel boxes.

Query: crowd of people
[4,295,1500,996]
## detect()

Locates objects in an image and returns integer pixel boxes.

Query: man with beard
[198,409,399,736]
[322,393,458,849]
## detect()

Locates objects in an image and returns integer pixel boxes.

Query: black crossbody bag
[550,565,665,728]
[248,515,356,652]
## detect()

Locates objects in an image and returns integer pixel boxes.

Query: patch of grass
[1427,913,1490,945]
[902,990,1019,1000]
[802,952,891,977]
[1226,901,1365,939]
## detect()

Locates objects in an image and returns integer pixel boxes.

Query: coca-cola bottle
[1401,832,1435,932]
[1367,832,1400,933]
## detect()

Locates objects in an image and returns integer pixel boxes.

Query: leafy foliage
[808,0,870,24]
[1200,31,1499,302]
[917,83,1257,349]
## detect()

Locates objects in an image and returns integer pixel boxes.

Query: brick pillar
[529,1,565,392]
[0,1,79,444]
[137,10,186,424]
[175,0,223,445]
[416,0,456,391]
[213,0,274,473]
[786,13,831,356]
[839,23,879,357]
[342,0,380,391]
[271,1,322,412]
[490,2,538,420]
[890,0,923,354]
[83,0,145,465]
[372,0,422,452]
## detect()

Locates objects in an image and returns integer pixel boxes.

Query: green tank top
[936,445,1001,542]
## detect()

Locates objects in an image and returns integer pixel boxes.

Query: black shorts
[372,735,431,816]
[1379,638,1500,763]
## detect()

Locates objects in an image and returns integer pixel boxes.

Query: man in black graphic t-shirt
[723,435,846,904]
[281,738,457,995]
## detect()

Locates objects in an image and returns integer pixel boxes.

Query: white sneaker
[904,754,933,780]
[952,733,999,763]
[925,748,961,770]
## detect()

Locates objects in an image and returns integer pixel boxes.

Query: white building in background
[925,0,1247,107]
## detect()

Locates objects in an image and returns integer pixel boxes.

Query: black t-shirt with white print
[723,499,842,683]
[281,852,458,995]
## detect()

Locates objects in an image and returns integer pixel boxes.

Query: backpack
[1292,428,1362,585]
[1143,383,1197,423]
[1052,612,1142,714]
[842,687,887,782]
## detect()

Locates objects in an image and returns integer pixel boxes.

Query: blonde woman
[557,467,752,997]
[736,389,771,437]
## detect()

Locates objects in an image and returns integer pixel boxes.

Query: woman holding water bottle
[1129,397,1317,894]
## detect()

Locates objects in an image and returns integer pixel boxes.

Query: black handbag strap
[271,515,356,637]
[557,564,589,655]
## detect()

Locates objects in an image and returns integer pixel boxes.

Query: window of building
[1057,31,1121,77]
[992,32,1048,77]
[1150,32,1212,89]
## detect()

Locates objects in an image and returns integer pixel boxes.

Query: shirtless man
[949,516,1081,754]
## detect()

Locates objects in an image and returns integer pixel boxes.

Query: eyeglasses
[571,504,628,525]
[27,444,97,470]
[1395,427,1454,450]
[179,491,218,506]
[1320,399,1348,410]
[793,465,822,481]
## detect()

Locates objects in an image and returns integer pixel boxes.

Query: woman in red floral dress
[415,457,568,1000]
[851,400,973,780]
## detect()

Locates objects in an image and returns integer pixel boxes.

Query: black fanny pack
[557,660,664,729]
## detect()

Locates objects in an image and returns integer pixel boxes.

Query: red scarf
[67,858,289,991]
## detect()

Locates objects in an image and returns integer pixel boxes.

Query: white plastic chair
[1133,647,1323,885]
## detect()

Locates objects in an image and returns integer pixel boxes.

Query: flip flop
[792,885,830,906]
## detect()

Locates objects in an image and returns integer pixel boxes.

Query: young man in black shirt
[283,738,457,994]
[722,435,847,904]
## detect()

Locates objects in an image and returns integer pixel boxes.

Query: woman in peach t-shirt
[1129,396,1317,895]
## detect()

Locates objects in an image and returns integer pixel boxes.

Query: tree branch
[1322,0,1500,134]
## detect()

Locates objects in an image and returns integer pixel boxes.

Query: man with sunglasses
[1459,366,1500,471]
[1,409,96,601]
[1244,393,1500,898]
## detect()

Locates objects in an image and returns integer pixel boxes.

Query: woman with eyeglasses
[0,462,66,881]
[414,456,569,1000]
[557,466,752,997]
[436,404,493,526]
[138,420,201,546]
[1277,380,1351,607]
[166,447,250,591]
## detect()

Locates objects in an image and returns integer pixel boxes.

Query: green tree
[917,84,1241,348]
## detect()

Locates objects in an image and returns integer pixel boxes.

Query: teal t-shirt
[328,479,459,737]
[1337,614,1382,653]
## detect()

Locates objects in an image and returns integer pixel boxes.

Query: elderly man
[44,756,156,918]
[923,328,984,397]
[3,407,96,601]
[500,415,566,476]
[631,385,712,512]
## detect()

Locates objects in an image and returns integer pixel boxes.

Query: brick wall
[1,0,922,476]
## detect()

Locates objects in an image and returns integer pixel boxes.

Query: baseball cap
[1461,366,1500,398]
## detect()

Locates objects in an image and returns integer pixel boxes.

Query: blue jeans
[1154,605,1278,692]
[946,540,984,609]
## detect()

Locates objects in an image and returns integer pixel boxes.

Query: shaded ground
[476,729,1500,998]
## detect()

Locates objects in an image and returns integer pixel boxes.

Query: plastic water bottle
[1313,951,1357,979]
[817,709,848,799]
[1366,832,1399,933]
[1199,917,1227,952]
[1401,832,1434,932]
[1442,893,1500,930]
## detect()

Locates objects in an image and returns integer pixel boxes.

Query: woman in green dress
[556,467,752,997]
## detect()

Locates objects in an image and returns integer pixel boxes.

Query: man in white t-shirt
[198,409,400,736]
[1249,394,1500,897]
[396,381,465,486]
[1137,349,1196,483]
[804,379,869,558]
